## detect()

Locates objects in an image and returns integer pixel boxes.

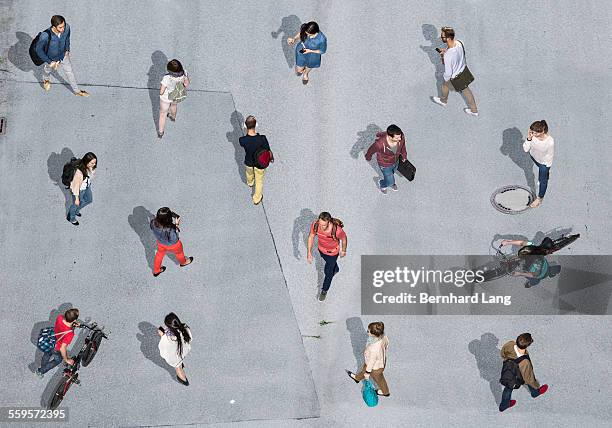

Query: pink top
[310,222,346,256]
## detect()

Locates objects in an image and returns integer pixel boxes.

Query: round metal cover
[490,185,535,214]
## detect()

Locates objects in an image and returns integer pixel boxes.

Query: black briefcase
[397,156,416,181]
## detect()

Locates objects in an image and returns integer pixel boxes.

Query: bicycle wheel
[81,332,103,367]
[49,376,71,410]
[551,234,580,253]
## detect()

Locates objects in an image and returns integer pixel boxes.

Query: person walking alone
[34,15,89,96]
[66,152,97,225]
[158,312,192,386]
[150,207,194,277]
[287,21,327,85]
[431,26,478,116]
[307,212,347,301]
[158,59,189,138]
[346,321,390,397]
[365,124,408,194]
[239,115,274,205]
[523,120,554,208]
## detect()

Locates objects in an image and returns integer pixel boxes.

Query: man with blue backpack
[35,308,80,378]
[29,15,89,96]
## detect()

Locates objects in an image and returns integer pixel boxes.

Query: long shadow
[468,332,502,406]
[500,127,536,193]
[351,124,383,182]
[147,51,168,131]
[346,317,368,372]
[8,31,44,85]
[419,24,445,97]
[226,110,247,184]
[271,15,301,68]
[47,148,75,215]
[136,321,176,380]
[292,208,324,292]
[128,206,157,270]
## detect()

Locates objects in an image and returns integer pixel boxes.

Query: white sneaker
[463,108,479,117]
[431,96,447,107]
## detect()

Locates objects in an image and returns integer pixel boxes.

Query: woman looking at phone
[287,21,327,84]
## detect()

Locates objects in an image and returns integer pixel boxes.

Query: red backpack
[254,147,272,169]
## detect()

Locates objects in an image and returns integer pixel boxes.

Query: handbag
[450,41,474,91]
[362,379,379,407]
[397,155,416,181]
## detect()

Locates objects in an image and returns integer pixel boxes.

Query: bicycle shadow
[136,321,176,380]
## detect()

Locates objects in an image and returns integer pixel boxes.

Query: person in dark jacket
[150,207,193,277]
[499,333,548,412]
[364,124,408,194]
[239,115,274,205]
[35,15,89,96]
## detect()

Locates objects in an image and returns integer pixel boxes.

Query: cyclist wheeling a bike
[36,308,80,378]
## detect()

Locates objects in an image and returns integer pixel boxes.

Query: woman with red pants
[149,207,194,277]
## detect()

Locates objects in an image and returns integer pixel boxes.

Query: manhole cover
[491,185,535,214]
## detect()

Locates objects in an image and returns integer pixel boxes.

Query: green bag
[450,41,474,91]
[169,80,187,103]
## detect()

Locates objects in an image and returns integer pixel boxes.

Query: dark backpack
[500,354,530,389]
[29,29,52,66]
[253,147,272,169]
[61,157,81,187]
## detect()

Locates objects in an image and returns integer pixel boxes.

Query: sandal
[180,257,194,267]
[167,113,176,122]
[376,390,390,397]
[302,76,309,85]
[157,131,164,139]
[153,266,166,277]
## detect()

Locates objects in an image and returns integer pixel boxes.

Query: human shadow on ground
[226,110,247,184]
[47,148,76,215]
[292,208,324,293]
[29,302,74,374]
[8,31,73,92]
[271,15,301,68]
[500,127,536,193]
[136,321,176,380]
[419,24,445,98]
[468,332,502,406]
[351,124,383,185]
[346,317,368,372]
[128,206,157,270]
[147,51,168,131]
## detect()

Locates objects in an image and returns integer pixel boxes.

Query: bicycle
[48,322,109,409]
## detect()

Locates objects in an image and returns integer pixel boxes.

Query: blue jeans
[379,161,399,189]
[319,251,339,292]
[530,156,550,198]
[68,186,93,221]
[39,350,63,374]
[499,384,540,411]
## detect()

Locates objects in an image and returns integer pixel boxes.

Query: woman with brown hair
[157,59,189,138]
[287,21,327,84]
[67,152,97,225]
[347,321,390,397]
[523,120,554,208]
[149,207,193,277]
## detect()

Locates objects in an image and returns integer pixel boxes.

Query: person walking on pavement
[431,26,478,116]
[36,308,80,378]
[346,321,390,397]
[158,59,189,138]
[150,207,194,277]
[287,21,327,85]
[499,333,549,412]
[523,120,554,208]
[67,152,97,225]
[365,124,408,194]
[307,212,347,301]
[158,312,192,386]
[35,15,89,96]
[239,115,274,205]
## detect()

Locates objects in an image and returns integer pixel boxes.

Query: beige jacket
[365,335,389,372]
[500,340,540,389]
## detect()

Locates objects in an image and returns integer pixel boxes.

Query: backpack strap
[514,354,530,363]
[331,223,337,241]
[44,29,53,55]
[458,40,467,63]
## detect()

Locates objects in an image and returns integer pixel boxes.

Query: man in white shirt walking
[523,120,554,208]
[431,27,478,116]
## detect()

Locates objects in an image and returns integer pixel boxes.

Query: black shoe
[346,370,359,383]
[180,257,194,267]
[318,290,327,301]
[67,218,79,226]
[76,213,81,217]
[376,389,390,397]
[153,266,166,277]
[177,375,189,386]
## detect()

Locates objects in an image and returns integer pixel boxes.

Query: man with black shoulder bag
[431,26,478,116]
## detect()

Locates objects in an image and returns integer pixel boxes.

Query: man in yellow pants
[239,116,274,205]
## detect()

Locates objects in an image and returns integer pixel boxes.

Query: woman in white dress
[157,312,192,385]
[158,59,189,138]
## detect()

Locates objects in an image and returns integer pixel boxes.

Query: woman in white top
[157,312,192,386]
[157,59,189,138]
[67,152,97,225]
[346,321,390,397]
[523,120,554,208]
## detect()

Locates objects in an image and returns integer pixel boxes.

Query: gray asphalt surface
[1,0,611,427]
